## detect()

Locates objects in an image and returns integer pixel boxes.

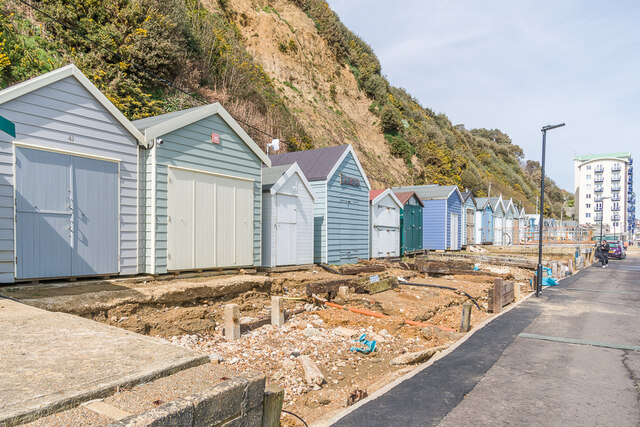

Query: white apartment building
[574,152,635,240]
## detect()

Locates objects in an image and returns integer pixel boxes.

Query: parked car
[608,241,626,260]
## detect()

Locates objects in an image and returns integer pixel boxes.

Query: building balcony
[612,214,621,221]
[611,174,621,181]
[595,186,604,192]
[594,206,602,212]
[612,185,621,192]
[594,176,604,183]
[611,206,620,211]
[595,166,604,173]
[612,164,622,172]
[612,194,621,201]
[595,214,603,221]
[595,195,603,202]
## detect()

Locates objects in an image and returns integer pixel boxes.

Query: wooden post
[224,304,240,340]
[492,278,504,314]
[460,301,472,332]
[262,384,284,427]
[271,296,284,327]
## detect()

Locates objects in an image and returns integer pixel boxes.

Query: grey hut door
[15,147,119,279]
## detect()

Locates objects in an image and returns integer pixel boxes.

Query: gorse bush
[1,0,312,148]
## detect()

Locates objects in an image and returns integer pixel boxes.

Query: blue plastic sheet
[350,334,377,354]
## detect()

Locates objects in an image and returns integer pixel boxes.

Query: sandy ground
[2,256,551,425]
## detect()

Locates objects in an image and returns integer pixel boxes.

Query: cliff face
[217,0,414,188]
[0,0,570,215]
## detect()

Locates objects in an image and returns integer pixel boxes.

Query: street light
[536,123,565,298]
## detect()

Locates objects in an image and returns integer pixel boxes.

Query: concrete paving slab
[0,299,208,426]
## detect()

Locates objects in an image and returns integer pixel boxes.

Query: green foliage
[380,104,402,134]
[1,0,312,146]
[329,83,336,102]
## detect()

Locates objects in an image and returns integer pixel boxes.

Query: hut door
[15,146,118,279]
[275,194,297,266]
[450,213,459,249]
[466,209,475,244]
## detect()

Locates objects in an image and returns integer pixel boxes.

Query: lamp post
[536,123,565,297]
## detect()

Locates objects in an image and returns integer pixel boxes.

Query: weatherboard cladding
[309,180,327,263]
[0,75,140,282]
[461,194,476,245]
[393,192,423,254]
[446,190,462,250]
[327,152,369,264]
[135,113,263,273]
[261,166,314,267]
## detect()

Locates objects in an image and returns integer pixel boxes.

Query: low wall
[109,373,283,427]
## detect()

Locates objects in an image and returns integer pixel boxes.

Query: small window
[586,203,591,208]
[586,174,592,180]
[586,184,591,188]
[586,213,591,218]
[586,194,592,199]
[586,165,592,170]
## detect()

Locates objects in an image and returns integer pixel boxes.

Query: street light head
[541,123,566,132]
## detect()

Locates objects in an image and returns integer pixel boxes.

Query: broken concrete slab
[0,299,208,426]
[390,345,449,365]
[333,327,358,338]
[299,356,324,386]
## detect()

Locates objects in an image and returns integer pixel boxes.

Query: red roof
[369,189,386,201]
[392,191,424,207]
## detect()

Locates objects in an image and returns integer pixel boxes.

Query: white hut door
[275,194,297,266]
[450,213,459,249]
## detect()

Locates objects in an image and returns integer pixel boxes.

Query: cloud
[327,0,640,195]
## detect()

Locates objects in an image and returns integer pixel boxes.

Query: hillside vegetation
[0,0,570,216]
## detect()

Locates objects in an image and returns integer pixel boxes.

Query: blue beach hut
[393,185,464,251]
[270,145,371,265]
[474,198,495,244]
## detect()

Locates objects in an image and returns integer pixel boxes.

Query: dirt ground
[1,257,545,425]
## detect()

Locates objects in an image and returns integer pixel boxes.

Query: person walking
[601,241,610,268]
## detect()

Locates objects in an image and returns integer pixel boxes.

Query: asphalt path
[332,249,640,426]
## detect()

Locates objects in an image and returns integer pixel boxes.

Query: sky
[326,0,639,195]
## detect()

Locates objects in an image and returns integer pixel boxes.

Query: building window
[586,194,592,199]
[586,213,591,218]
[586,165,592,170]
[586,203,591,208]
[586,174,592,180]
[586,183,592,188]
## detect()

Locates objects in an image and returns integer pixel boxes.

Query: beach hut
[0,65,145,282]
[461,191,477,246]
[261,162,315,267]
[369,189,402,258]
[392,191,423,255]
[133,103,270,273]
[270,145,371,265]
[489,196,506,245]
[474,198,494,244]
[519,207,528,244]
[393,185,464,251]
[503,199,517,246]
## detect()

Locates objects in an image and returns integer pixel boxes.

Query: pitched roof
[133,103,270,166]
[475,197,494,211]
[488,196,504,212]
[0,64,146,146]
[369,189,385,201]
[269,145,349,181]
[262,164,294,190]
[269,145,371,189]
[369,189,402,207]
[392,184,462,201]
[261,162,315,200]
[461,191,472,201]
[392,191,424,207]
